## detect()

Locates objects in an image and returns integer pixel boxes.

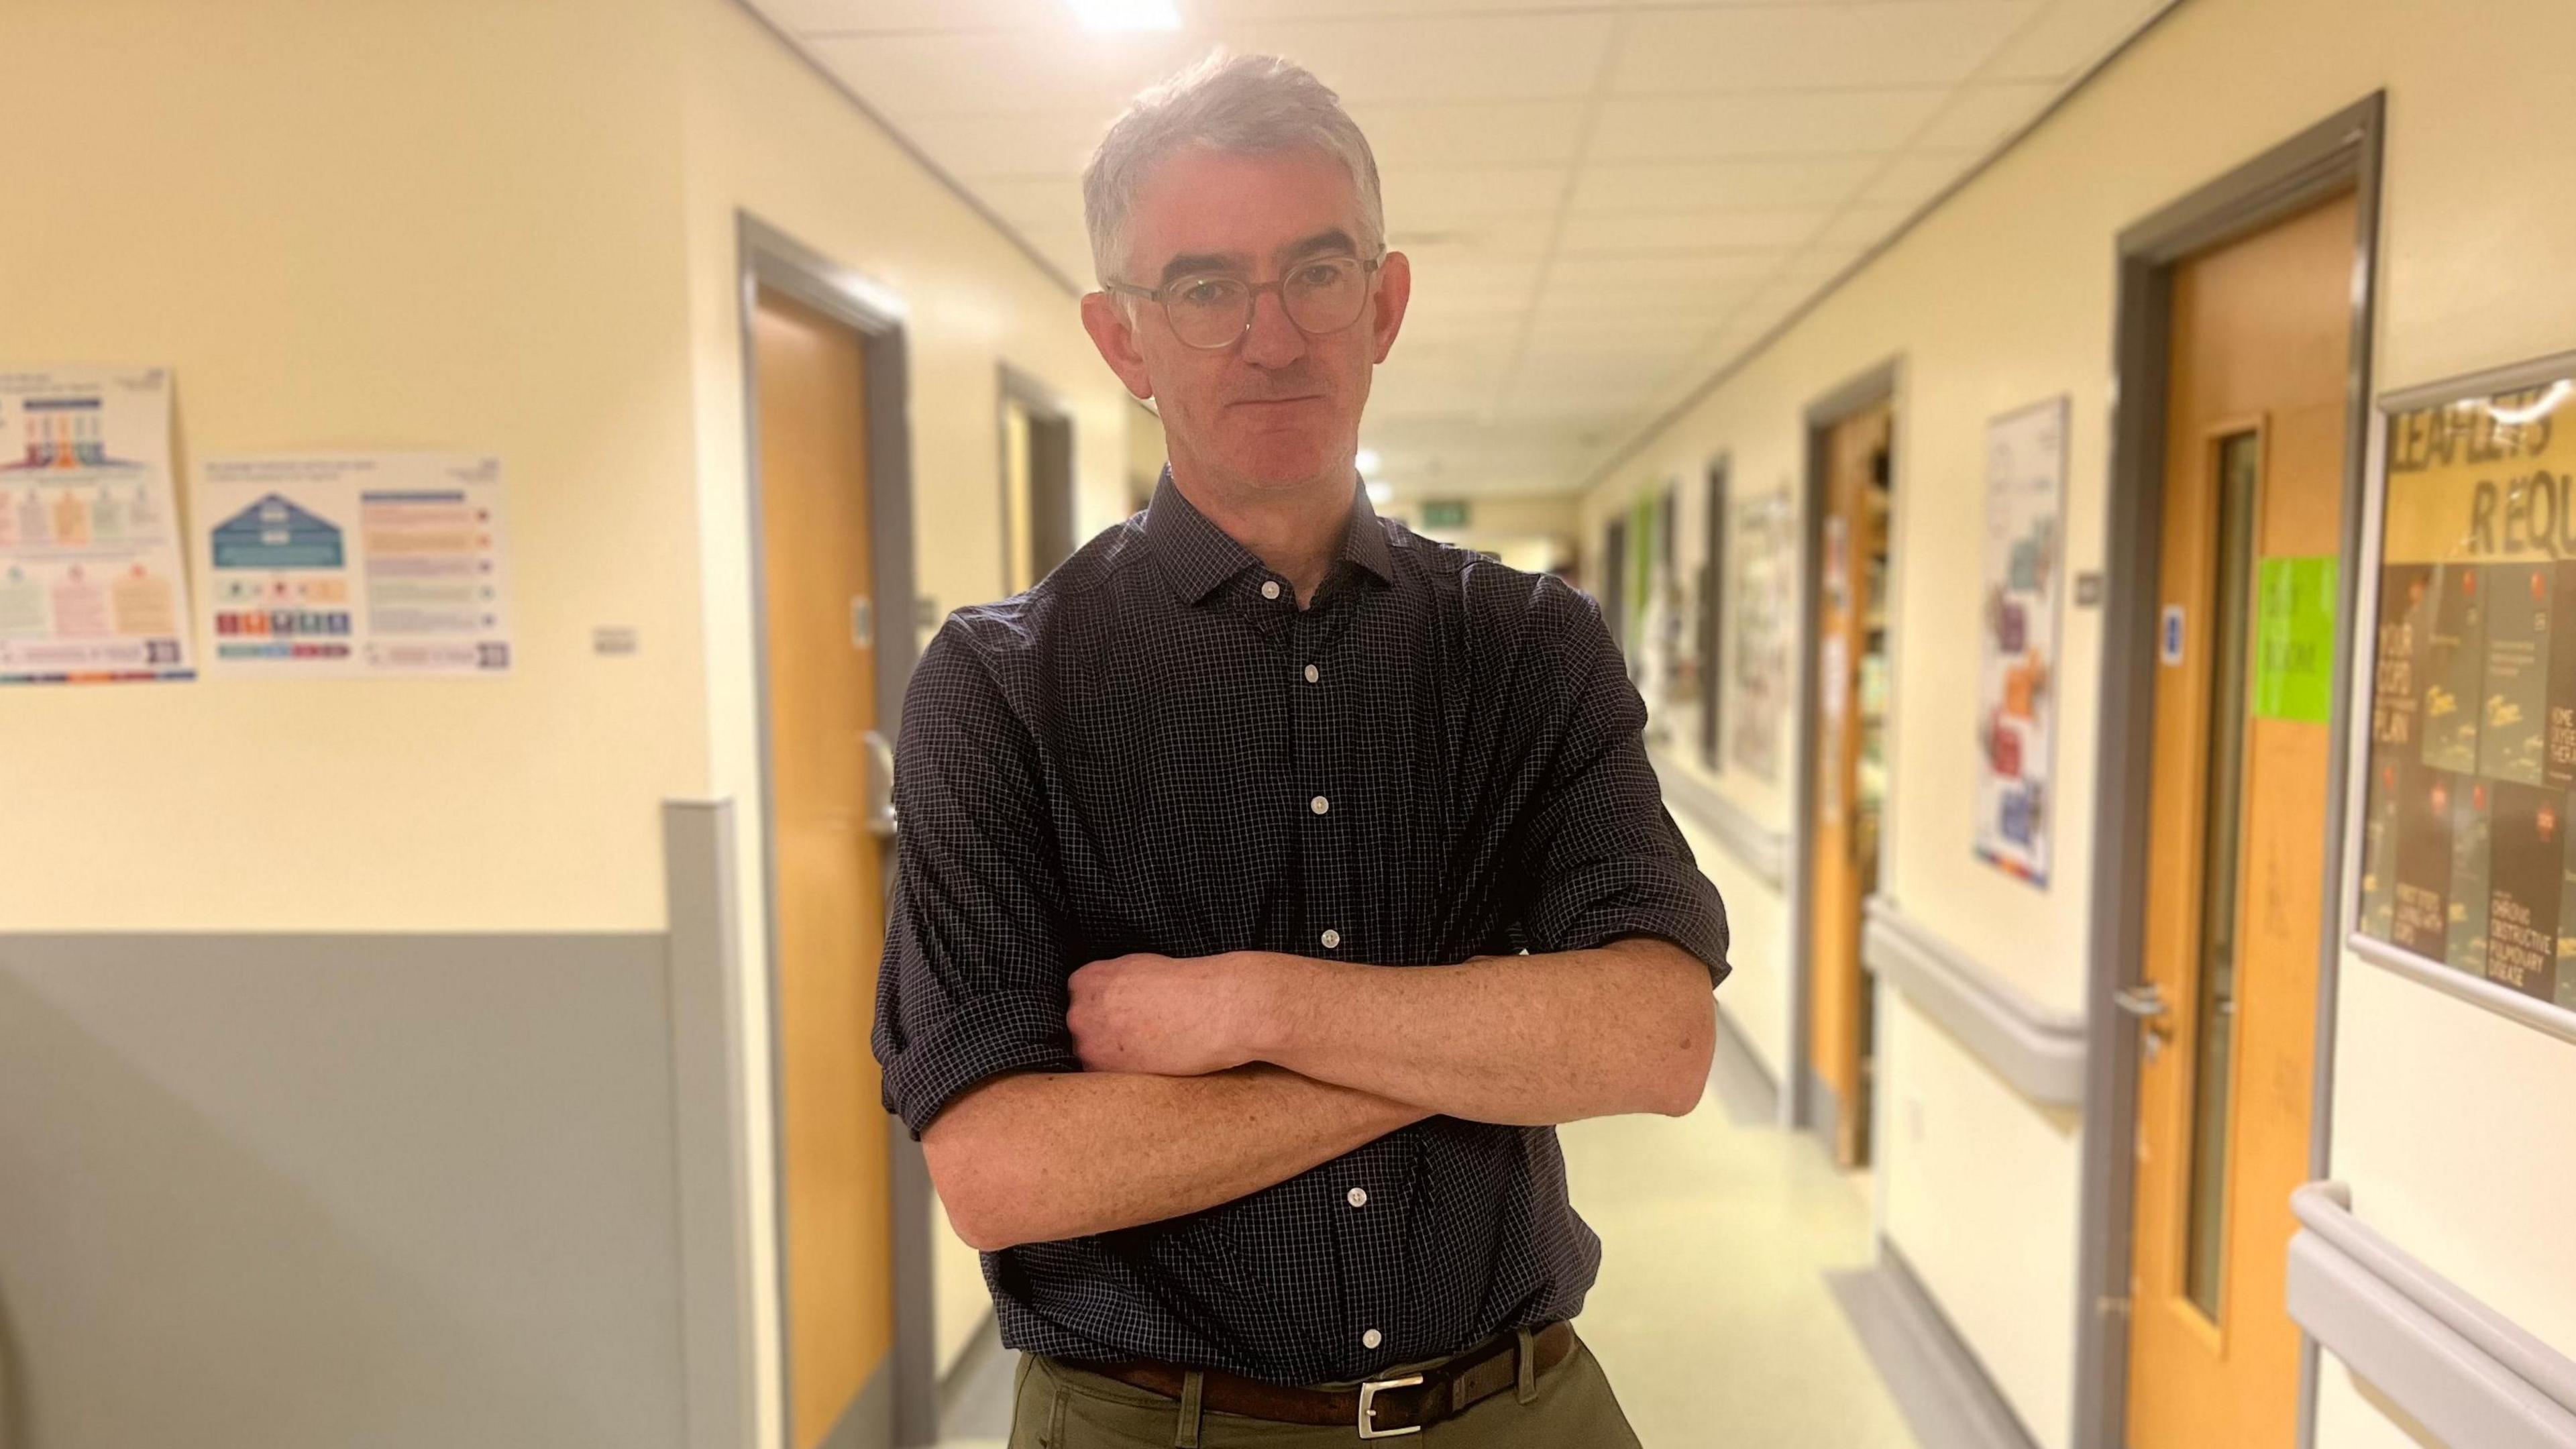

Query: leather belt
[1071,1320,1576,1439]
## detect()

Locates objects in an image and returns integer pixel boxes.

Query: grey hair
[1081,52,1385,288]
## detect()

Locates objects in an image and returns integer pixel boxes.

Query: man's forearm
[1243,937,1715,1126]
[922,1063,1426,1252]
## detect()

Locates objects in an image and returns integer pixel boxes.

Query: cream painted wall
[1665,759,1792,1091]
[0,0,702,932]
[673,0,1142,1437]
[1581,0,2576,1443]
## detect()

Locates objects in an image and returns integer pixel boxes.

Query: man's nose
[1239,286,1307,368]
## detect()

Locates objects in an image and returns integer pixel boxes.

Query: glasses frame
[1104,252,1385,351]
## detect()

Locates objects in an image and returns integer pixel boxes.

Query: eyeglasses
[1106,254,1382,350]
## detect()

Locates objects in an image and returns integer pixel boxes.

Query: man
[873,52,1729,1448]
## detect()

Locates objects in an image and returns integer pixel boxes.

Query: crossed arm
[924,936,1716,1252]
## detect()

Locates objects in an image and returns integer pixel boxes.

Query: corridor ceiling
[745,0,2176,498]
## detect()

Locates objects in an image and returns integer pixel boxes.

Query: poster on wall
[1729,489,1794,781]
[0,365,195,684]
[2353,360,2576,1009]
[195,453,513,677]
[1972,396,2068,886]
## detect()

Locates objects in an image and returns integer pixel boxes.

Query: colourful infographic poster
[0,365,193,684]
[195,453,512,678]
[1727,490,1793,782]
[2356,370,2576,1006]
[1973,396,2068,887]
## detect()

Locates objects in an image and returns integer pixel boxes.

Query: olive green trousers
[1005,1330,1644,1448]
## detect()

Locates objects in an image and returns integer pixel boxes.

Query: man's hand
[1067,951,1266,1076]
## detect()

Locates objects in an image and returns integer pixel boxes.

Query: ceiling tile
[1348,100,1593,168]
[1587,89,1949,162]
[1556,208,1829,252]
[926,108,1125,176]
[760,0,1065,34]
[1816,200,1922,247]
[1914,78,2062,152]
[1387,165,1568,223]
[1984,0,2175,79]
[1569,156,1881,213]
[808,30,1199,115]
[1217,13,1620,103]
[1610,3,2041,95]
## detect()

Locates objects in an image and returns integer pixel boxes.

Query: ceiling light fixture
[1067,0,1181,31]
[1366,481,1393,507]
[1355,447,1381,474]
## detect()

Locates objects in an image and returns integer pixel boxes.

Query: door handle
[861,729,898,839]
[2112,982,2173,1062]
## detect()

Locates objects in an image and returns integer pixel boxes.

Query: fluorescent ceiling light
[1355,447,1381,475]
[1068,0,1181,30]
[1366,481,1393,506]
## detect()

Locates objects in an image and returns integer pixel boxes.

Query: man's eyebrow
[1277,229,1360,263]
[1152,230,1362,285]
[1157,250,1248,284]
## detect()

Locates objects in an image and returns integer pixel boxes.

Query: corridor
[6,3,2575,1449]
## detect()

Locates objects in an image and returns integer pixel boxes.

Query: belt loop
[1175,1368,1205,1448]
[1515,1328,1539,1404]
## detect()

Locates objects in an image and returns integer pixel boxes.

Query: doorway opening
[2078,97,2382,1449]
[1795,366,1898,1172]
[998,366,1077,596]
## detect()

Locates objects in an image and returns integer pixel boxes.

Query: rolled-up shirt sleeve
[871,619,1081,1139]
[1510,588,1731,988]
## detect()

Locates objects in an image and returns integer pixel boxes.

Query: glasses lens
[1165,275,1250,348]
[1281,258,1368,335]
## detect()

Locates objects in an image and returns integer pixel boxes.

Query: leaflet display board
[1728,490,1794,782]
[2355,360,2576,1008]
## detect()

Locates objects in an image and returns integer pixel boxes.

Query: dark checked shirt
[871,468,1729,1387]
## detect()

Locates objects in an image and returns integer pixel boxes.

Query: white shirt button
[1261,580,1281,600]
[1347,1187,1368,1208]
[1304,663,1320,683]
[1362,1328,1383,1350]
[1310,794,1330,815]
[1321,928,1341,949]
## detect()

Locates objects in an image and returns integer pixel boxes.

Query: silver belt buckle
[1356,1373,1425,1439]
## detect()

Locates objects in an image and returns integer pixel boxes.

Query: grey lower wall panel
[1862,896,2087,1108]
[2288,1183,2576,1449]
[0,931,690,1449]
[1649,748,1788,891]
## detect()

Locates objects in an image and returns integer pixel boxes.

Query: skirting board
[1827,1241,2042,1449]
[1707,1004,1780,1127]
[2288,1182,2576,1449]
[1862,896,2086,1108]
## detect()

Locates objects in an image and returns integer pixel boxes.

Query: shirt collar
[1141,466,1394,605]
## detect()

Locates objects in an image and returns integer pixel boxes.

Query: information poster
[2355,367,2576,1008]
[0,365,193,684]
[195,453,512,677]
[1729,490,1793,781]
[1973,396,2068,886]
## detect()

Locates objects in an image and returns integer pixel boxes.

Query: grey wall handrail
[2345,932,2576,1049]
[2288,1181,2576,1448]
[1649,748,1788,891]
[1862,896,2088,1107]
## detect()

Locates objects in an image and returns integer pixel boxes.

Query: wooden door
[1807,399,1892,1168]
[2126,193,2356,1449]
[756,285,894,1449]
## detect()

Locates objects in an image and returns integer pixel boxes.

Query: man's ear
[1081,292,1155,402]
[1367,250,1411,365]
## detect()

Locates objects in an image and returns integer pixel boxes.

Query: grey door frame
[736,211,937,1449]
[1788,358,1904,1142]
[2073,93,2384,1449]
[996,363,1079,592]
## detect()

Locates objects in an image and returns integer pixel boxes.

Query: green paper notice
[2255,555,2339,722]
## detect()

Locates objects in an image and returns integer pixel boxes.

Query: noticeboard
[2353,360,2576,1010]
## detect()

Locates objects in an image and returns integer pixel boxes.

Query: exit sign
[1421,499,1470,528]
